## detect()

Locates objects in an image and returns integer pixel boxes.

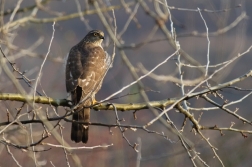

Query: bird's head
[84,30,104,47]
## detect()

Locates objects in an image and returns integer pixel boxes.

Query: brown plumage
[65,30,111,143]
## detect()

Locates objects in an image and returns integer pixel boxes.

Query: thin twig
[33,21,55,101]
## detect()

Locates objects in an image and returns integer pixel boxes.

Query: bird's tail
[71,107,90,143]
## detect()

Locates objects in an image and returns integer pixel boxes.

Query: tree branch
[1,68,251,110]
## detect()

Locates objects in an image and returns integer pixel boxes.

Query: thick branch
[0,93,178,110]
[0,69,251,110]
[0,93,70,107]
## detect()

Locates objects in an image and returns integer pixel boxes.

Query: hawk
[65,30,111,143]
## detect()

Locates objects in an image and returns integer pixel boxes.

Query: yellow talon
[92,99,98,105]
[92,99,101,106]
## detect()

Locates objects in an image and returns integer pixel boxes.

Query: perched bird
[65,30,111,143]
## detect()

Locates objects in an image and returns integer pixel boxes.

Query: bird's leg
[92,98,101,106]
[92,98,98,104]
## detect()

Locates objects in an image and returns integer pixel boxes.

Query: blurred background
[0,0,252,166]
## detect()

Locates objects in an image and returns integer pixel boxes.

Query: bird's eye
[93,33,97,36]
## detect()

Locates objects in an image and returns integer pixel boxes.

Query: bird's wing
[65,47,83,93]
